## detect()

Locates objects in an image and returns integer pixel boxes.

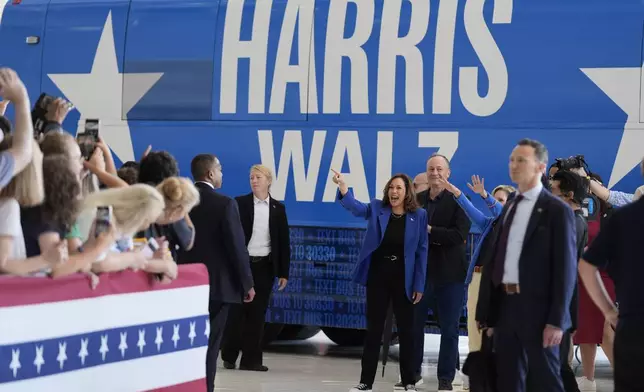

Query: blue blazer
[454,192,503,284]
[337,190,429,302]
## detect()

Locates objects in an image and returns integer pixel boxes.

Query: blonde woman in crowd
[155,177,200,227]
[0,136,67,276]
[80,184,172,277]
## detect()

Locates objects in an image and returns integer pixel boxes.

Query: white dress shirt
[195,181,214,189]
[248,195,271,257]
[502,181,543,284]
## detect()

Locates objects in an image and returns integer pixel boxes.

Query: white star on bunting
[57,342,68,370]
[9,349,20,378]
[33,345,45,374]
[189,321,197,346]
[172,324,180,348]
[138,329,146,355]
[119,332,129,357]
[99,334,109,361]
[79,338,89,366]
[155,327,164,351]
[47,11,163,163]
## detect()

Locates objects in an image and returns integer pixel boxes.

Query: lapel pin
[537,208,543,213]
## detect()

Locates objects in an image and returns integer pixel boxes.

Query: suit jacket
[416,189,472,283]
[476,188,578,331]
[337,190,428,301]
[235,193,291,279]
[178,182,254,304]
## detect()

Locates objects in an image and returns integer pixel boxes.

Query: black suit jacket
[178,182,254,304]
[476,188,578,331]
[416,189,472,283]
[235,193,291,279]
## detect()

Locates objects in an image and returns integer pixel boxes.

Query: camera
[554,155,590,172]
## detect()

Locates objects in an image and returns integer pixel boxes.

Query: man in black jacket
[408,153,471,392]
[178,154,255,392]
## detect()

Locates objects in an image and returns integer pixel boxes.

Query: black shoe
[223,361,236,369]
[350,384,372,392]
[394,375,423,390]
[239,364,269,372]
[438,379,453,391]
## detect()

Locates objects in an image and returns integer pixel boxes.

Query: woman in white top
[0,137,66,275]
[80,183,178,279]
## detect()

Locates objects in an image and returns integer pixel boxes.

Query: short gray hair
[427,153,450,169]
[517,138,548,164]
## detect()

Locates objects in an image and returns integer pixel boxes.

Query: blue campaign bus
[1,0,643,346]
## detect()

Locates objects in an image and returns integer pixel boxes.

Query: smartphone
[83,119,99,139]
[77,119,100,159]
[94,206,112,237]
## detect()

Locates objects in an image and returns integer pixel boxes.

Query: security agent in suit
[476,139,578,392]
[413,154,471,391]
[221,164,290,372]
[178,154,255,392]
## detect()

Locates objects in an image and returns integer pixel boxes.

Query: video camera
[553,154,590,173]
[552,154,601,222]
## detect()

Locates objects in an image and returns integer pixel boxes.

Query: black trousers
[559,330,580,392]
[360,256,416,387]
[206,300,230,392]
[614,318,644,392]
[221,259,275,367]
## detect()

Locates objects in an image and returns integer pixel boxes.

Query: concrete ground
[215,333,614,391]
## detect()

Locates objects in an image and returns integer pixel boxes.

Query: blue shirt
[453,192,504,284]
[0,151,15,189]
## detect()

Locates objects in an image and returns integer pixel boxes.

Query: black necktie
[492,195,524,286]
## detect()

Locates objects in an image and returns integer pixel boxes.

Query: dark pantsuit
[614,318,644,392]
[360,257,416,387]
[414,281,464,381]
[494,294,564,392]
[222,259,275,366]
[559,331,580,392]
[206,300,230,392]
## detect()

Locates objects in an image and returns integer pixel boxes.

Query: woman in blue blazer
[436,176,513,355]
[332,170,428,392]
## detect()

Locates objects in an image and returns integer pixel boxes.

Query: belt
[250,255,270,263]
[501,283,520,295]
[474,266,483,273]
